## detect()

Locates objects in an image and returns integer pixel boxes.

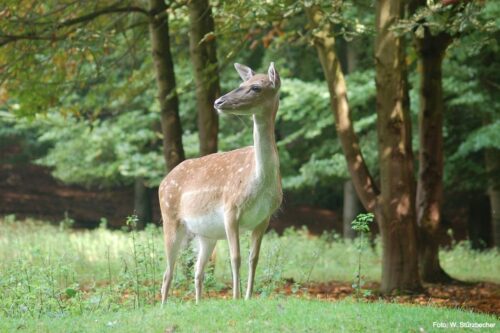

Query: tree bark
[343,180,361,239]
[306,4,421,293]
[374,0,421,292]
[415,30,453,282]
[346,39,360,74]
[148,0,185,171]
[188,0,220,156]
[343,37,362,239]
[485,148,500,247]
[134,177,152,230]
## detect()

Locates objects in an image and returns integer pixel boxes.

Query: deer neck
[252,96,279,181]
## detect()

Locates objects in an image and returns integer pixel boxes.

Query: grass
[0,215,499,332]
[2,299,498,333]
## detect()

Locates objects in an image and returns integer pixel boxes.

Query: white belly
[180,186,279,239]
[182,204,272,240]
[183,206,226,240]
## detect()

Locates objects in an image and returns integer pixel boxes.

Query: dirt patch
[280,281,500,316]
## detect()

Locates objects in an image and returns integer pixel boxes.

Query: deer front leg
[245,218,269,300]
[224,209,241,299]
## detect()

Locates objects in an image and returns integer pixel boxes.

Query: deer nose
[214,97,225,108]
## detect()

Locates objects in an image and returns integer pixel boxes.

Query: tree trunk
[346,39,360,74]
[375,0,421,293]
[485,148,500,247]
[306,4,421,293]
[188,0,220,156]
[148,0,185,171]
[343,180,361,239]
[415,31,453,282]
[134,177,152,230]
[342,38,362,240]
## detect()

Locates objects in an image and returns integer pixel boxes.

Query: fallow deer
[159,62,282,304]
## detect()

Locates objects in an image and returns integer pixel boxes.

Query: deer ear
[268,62,280,88]
[234,63,255,82]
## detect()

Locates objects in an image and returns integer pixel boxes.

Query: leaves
[1,0,497,206]
[30,111,164,187]
[65,288,77,298]
[456,120,500,156]
[351,213,374,233]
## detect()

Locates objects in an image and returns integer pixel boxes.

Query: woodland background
[0,0,499,296]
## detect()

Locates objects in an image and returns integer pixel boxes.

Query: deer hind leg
[161,220,186,305]
[224,209,241,299]
[245,218,269,300]
[195,236,217,304]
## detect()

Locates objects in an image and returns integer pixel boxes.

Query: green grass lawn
[1,216,499,332]
[2,299,498,333]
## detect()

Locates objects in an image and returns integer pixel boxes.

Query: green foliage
[1,218,499,331]
[0,0,497,206]
[441,18,500,192]
[0,1,147,116]
[29,111,165,187]
[11,65,378,197]
[278,70,377,195]
[351,213,374,233]
[1,217,499,322]
[399,0,498,49]
[456,120,500,156]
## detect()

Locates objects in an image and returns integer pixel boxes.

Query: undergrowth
[0,215,499,320]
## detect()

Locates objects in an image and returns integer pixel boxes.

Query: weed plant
[351,213,374,299]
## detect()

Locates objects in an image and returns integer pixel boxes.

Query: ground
[0,218,498,332]
[283,281,500,315]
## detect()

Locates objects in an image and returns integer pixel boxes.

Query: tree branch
[56,5,149,29]
[305,4,379,212]
[0,3,149,47]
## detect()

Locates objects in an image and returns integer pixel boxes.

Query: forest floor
[1,217,499,332]
[188,281,500,316]
[286,281,500,315]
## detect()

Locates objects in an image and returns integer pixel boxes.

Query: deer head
[214,62,281,116]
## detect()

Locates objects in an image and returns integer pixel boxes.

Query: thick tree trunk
[148,0,185,171]
[485,149,500,247]
[134,177,152,230]
[188,0,220,156]
[375,0,421,293]
[343,180,361,239]
[415,31,453,282]
[187,0,220,272]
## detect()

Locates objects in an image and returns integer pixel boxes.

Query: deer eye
[250,85,262,92]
